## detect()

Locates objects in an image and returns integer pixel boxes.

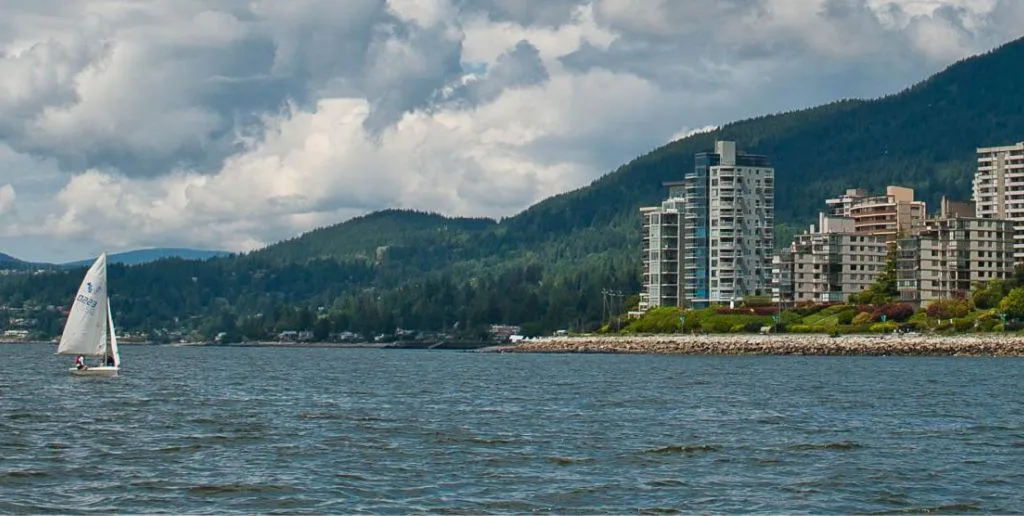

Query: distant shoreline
[0,339,495,350]
[484,334,1024,357]
[177,341,389,348]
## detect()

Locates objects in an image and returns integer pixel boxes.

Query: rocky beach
[490,333,1024,357]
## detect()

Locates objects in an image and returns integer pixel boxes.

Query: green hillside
[61,248,232,267]
[2,36,1024,339]
[251,209,496,264]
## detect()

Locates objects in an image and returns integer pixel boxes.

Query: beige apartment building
[824,188,868,217]
[825,186,926,243]
[772,213,888,305]
[897,198,1015,305]
[973,141,1024,262]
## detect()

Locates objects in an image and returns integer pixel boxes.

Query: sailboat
[56,253,121,376]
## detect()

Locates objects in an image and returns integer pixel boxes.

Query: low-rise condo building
[773,213,888,305]
[897,197,1015,305]
[843,186,927,243]
[824,188,869,217]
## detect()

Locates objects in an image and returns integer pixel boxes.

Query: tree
[312,317,332,342]
[851,242,899,305]
[973,279,1007,310]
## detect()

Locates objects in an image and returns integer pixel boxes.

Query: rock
[504,333,1024,357]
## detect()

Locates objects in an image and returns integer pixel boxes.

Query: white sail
[56,254,109,357]
[107,302,120,367]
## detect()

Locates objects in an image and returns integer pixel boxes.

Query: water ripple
[3,345,1024,513]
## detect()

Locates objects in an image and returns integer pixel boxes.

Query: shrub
[784,324,834,334]
[792,302,829,316]
[742,295,773,307]
[952,317,974,332]
[702,320,734,333]
[926,299,970,319]
[852,312,873,325]
[869,321,899,333]
[715,305,781,316]
[819,304,853,317]
[836,309,856,325]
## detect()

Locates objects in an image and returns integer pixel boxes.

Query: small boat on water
[55,253,121,377]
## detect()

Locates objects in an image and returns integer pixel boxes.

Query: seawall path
[487,333,1024,357]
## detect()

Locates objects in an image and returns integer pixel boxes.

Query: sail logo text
[76,294,98,309]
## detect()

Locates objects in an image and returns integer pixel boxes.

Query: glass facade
[684,153,717,306]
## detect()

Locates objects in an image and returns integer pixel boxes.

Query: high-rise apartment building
[690,141,774,306]
[639,141,774,309]
[973,141,1024,262]
[825,186,926,243]
[638,184,685,311]
[897,197,1014,305]
[772,213,888,305]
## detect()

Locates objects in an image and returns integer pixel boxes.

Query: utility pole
[601,289,608,327]
[602,289,625,331]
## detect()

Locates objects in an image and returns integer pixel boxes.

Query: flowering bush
[870,302,915,322]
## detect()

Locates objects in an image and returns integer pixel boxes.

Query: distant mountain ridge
[61,248,232,267]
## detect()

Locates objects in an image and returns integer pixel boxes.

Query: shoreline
[485,333,1024,357]
[173,341,388,348]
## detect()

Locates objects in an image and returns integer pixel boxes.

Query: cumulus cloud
[0,0,1021,262]
[0,185,15,216]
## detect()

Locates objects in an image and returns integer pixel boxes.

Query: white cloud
[669,125,718,143]
[0,184,15,216]
[0,0,1020,262]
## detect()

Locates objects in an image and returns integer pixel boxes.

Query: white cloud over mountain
[0,0,1020,262]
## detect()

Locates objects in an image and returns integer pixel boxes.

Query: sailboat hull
[69,366,119,377]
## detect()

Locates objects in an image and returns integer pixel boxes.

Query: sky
[0,0,1021,263]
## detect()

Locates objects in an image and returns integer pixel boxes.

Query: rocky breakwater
[497,334,1024,357]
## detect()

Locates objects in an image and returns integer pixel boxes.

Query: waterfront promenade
[493,333,1024,356]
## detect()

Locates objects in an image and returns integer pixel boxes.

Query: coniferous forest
[3,37,1024,341]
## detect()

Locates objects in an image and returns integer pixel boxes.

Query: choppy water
[2,344,1024,514]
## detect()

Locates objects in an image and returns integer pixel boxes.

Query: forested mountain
[62,248,232,267]
[3,36,1024,340]
[0,252,25,265]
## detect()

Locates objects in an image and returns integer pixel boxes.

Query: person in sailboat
[74,355,86,370]
[105,355,115,367]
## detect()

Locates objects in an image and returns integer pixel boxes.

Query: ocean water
[2,343,1024,514]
